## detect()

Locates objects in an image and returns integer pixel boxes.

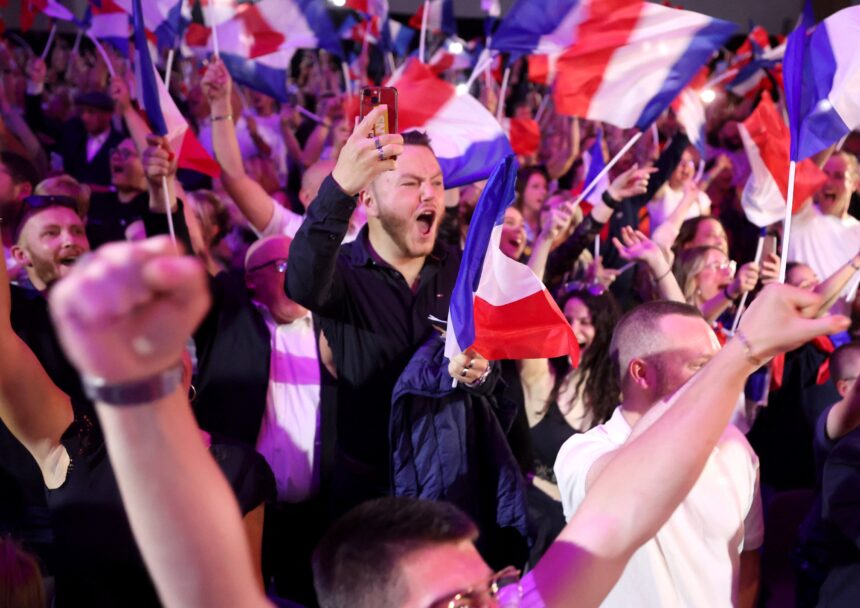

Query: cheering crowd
[3,5,860,608]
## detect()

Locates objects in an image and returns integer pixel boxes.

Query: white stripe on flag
[588,2,713,127]
[823,12,860,131]
[476,225,544,306]
[738,121,786,228]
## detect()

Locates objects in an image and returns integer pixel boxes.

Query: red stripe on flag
[178,129,221,179]
[471,291,579,363]
[554,0,645,117]
[508,118,541,158]
[389,61,456,131]
[235,5,286,59]
[743,93,825,210]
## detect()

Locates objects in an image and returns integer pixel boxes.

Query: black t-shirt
[86,190,148,250]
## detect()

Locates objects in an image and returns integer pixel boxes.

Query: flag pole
[418,0,430,63]
[386,51,396,76]
[779,160,797,282]
[462,52,492,94]
[206,5,220,58]
[534,88,552,123]
[495,65,510,121]
[65,28,83,81]
[87,33,116,77]
[571,131,644,207]
[163,49,175,90]
[730,227,766,335]
[40,22,57,62]
[594,234,600,261]
[341,61,352,96]
[161,175,178,250]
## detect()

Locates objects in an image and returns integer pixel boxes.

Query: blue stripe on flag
[132,0,167,136]
[220,53,290,103]
[436,136,514,189]
[299,0,344,57]
[787,15,850,160]
[490,0,582,54]
[583,129,604,186]
[449,155,519,355]
[634,17,737,129]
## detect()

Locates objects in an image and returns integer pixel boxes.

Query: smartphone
[760,234,778,261]
[359,86,398,137]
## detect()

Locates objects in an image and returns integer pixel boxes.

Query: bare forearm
[815,257,859,313]
[701,292,734,324]
[528,236,554,279]
[96,389,269,608]
[122,107,153,152]
[301,124,329,168]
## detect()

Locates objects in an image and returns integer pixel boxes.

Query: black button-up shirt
[287,176,460,481]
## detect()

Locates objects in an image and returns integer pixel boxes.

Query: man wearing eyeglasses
[85,138,149,249]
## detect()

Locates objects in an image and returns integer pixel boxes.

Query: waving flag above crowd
[388,59,512,188]
[784,3,860,161]
[738,93,826,228]
[491,0,735,130]
[21,0,75,32]
[445,156,578,363]
[409,0,456,36]
[111,0,184,52]
[81,1,130,56]
[211,0,340,102]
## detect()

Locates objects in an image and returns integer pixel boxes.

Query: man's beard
[377,206,434,258]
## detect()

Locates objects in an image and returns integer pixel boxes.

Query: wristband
[653,267,672,282]
[82,363,184,406]
[210,114,233,122]
[734,329,763,368]
[601,190,622,210]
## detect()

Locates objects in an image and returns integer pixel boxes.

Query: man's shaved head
[831,342,860,383]
[610,300,706,384]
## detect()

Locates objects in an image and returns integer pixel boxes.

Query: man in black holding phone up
[286,104,493,514]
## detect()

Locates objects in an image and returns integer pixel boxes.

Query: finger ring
[460,368,468,377]
[377,147,386,161]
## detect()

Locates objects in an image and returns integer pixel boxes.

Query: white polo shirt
[555,406,763,608]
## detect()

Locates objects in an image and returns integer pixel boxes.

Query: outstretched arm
[48,238,269,608]
[0,233,72,485]
[202,58,281,234]
[532,285,848,607]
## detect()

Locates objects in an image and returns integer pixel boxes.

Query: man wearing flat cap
[24,58,125,188]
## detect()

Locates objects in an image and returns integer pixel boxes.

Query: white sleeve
[253,200,304,239]
[554,431,619,522]
[742,461,764,551]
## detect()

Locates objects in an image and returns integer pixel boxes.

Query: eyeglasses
[13,194,81,240]
[561,280,607,297]
[247,258,287,274]
[109,147,138,160]
[701,260,736,274]
[429,566,522,608]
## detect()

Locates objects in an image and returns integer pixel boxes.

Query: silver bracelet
[82,363,184,407]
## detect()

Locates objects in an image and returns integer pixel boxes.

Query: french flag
[112,0,185,53]
[445,155,579,363]
[738,93,825,228]
[491,0,736,129]
[671,67,709,153]
[215,0,340,103]
[784,3,860,161]
[388,59,513,188]
[408,0,456,36]
[21,0,75,32]
[133,0,219,178]
[503,117,541,159]
[387,19,416,56]
[83,0,130,57]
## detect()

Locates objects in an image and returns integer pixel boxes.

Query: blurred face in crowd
[521,172,548,215]
[457,180,485,227]
[816,154,857,218]
[499,207,527,260]
[365,144,445,259]
[718,120,743,151]
[331,118,352,156]
[669,149,696,189]
[514,103,533,121]
[187,85,210,121]
[79,105,112,136]
[649,314,719,401]
[110,139,146,192]
[565,297,596,352]
[249,90,276,116]
[686,218,728,255]
[0,160,31,211]
[694,248,734,302]
[12,206,90,291]
[244,236,308,325]
[786,263,820,291]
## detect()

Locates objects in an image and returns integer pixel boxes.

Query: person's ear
[10,244,31,267]
[16,182,32,200]
[361,189,377,218]
[244,271,257,291]
[628,358,650,390]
